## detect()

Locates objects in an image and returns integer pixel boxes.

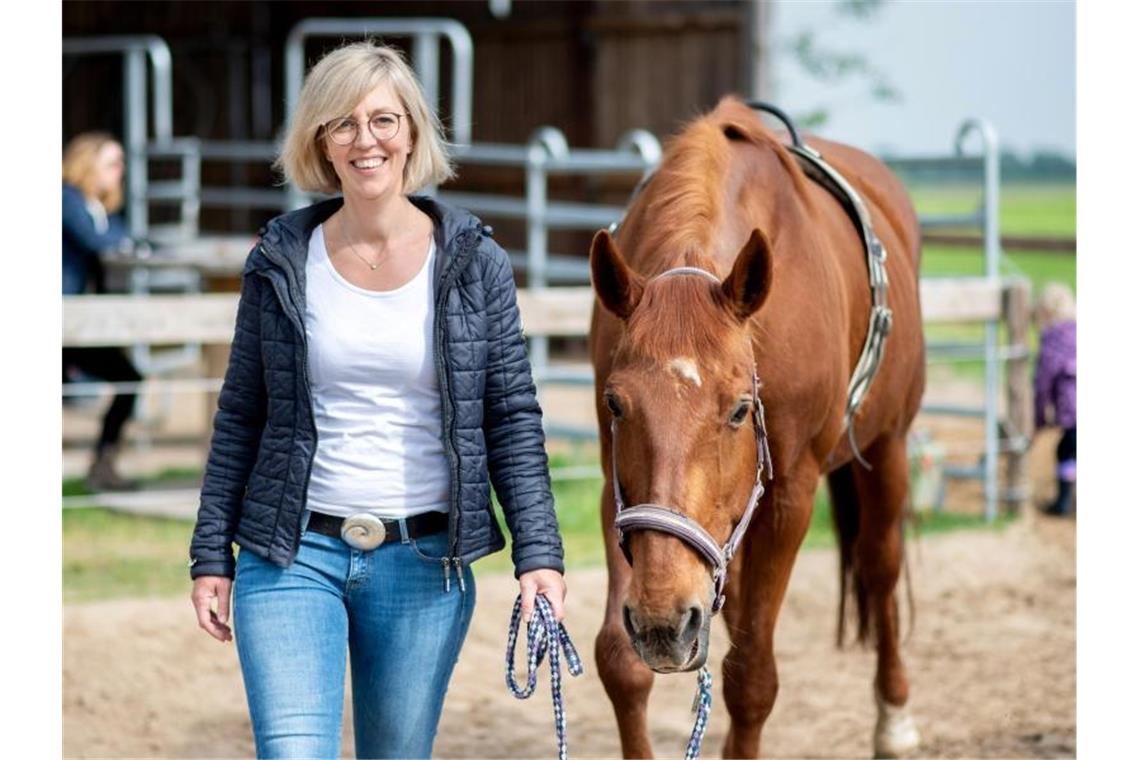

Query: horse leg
[720,464,818,759]
[850,434,920,758]
[595,484,656,758]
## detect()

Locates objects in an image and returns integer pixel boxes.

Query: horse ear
[590,229,645,320]
[721,228,773,321]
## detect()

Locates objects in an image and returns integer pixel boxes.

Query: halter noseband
[610,266,774,615]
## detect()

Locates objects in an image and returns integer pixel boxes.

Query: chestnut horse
[588,96,925,758]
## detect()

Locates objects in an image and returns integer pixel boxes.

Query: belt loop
[398,518,411,543]
[300,509,312,534]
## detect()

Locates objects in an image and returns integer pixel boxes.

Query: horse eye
[604,392,624,418]
[728,400,751,427]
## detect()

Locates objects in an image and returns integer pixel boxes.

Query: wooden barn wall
[63,1,751,238]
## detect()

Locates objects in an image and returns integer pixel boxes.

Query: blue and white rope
[685,666,714,760]
[505,594,584,760]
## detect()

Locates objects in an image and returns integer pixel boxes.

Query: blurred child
[1033,282,1076,516]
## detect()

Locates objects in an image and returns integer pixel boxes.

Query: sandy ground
[63,508,1073,759]
[64,366,1074,758]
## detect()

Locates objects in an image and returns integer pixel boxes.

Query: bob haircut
[274,40,455,195]
[62,132,124,212]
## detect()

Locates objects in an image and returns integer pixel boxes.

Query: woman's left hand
[517,568,567,623]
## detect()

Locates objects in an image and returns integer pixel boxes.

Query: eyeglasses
[322,112,410,145]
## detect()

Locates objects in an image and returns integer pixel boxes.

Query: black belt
[306,509,448,549]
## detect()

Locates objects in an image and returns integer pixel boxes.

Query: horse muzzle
[623,601,711,673]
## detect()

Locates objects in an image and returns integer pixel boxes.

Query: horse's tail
[828,464,870,647]
[828,462,918,648]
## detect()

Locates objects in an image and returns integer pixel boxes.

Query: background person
[62,132,142,491]
[188,40,567,759]
[1033,281,1077,516]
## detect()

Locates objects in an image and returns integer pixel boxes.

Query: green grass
[63,466,203,498]
[64,507,196,603]
[907,181,1075,237]
[906,183,1076,381]
[63,451,1014,601]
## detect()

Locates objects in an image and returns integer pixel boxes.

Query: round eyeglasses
[322,112,410,145]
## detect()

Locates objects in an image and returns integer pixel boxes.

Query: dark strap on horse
[747,101,893,468]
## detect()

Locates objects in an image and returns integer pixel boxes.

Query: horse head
[590,226,773,672]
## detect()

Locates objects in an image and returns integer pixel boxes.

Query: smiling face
[321,79,413,202]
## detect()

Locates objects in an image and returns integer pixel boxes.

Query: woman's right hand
[191,576,233,642]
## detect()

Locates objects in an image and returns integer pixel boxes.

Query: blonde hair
[1035,281,1076,330]
[274,40,455,195]
[62,132,124,212]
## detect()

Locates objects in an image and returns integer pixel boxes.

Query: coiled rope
[505,594,584,760]
[505,594,717,759]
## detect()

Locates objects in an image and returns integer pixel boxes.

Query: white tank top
[303,223,450,519]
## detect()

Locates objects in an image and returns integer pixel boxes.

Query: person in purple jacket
[1033,282,1076,516]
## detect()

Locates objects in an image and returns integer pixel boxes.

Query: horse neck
[627,144,812,278]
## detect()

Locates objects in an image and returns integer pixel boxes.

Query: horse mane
[618,97,810,363]
[634,95,814,274]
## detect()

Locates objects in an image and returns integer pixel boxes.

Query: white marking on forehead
[667,357,702,387]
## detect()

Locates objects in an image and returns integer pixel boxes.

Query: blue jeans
[233,512,476,759]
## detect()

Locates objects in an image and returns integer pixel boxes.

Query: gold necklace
[339,214,391,271]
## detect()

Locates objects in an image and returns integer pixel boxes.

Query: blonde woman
[62,132,141,491]
[188,40,567,757]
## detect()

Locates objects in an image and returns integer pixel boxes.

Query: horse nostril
[622,604,640,639]
[679,605,703,643]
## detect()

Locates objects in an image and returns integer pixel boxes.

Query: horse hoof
[873,697,920,758]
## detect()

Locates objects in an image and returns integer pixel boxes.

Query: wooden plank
[63,277,1009,348]
[62,294,239,347]
[515,287,594,336]
[919,278,1004,323]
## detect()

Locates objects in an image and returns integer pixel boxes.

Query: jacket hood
[245,194,487,278]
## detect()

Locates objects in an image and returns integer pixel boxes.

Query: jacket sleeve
[1034,332,1058,430]
[62,187,130,259]
[189,269,268,579]
[481,242,566,578]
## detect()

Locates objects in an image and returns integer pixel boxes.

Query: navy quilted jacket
[188,195,565,580]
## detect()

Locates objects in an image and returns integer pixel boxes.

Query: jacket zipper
[434,226,482,567]
[255,242,319,561]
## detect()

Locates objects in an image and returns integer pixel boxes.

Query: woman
[62,132,142,491]
[1033,282,1077,516]
[188,40,567,758]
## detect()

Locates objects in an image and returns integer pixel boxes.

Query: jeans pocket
[407,531,450,563]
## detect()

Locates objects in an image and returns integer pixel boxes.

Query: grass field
[909,181,1075,288]
[63,450,1015,602]
[910,182,1075,368]
[907,181,1076,238]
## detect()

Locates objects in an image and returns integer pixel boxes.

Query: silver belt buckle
[340,513,387,551]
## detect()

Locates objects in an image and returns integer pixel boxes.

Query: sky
[766,0,1075,158]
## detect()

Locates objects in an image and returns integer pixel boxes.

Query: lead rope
[505,594,584,760]
[686,666,715,759]
[505,594,717,759]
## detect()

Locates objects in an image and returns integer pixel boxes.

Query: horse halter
[610,267,774,615]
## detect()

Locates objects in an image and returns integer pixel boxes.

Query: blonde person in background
[62,132,141,491]
[188,40,567,758]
